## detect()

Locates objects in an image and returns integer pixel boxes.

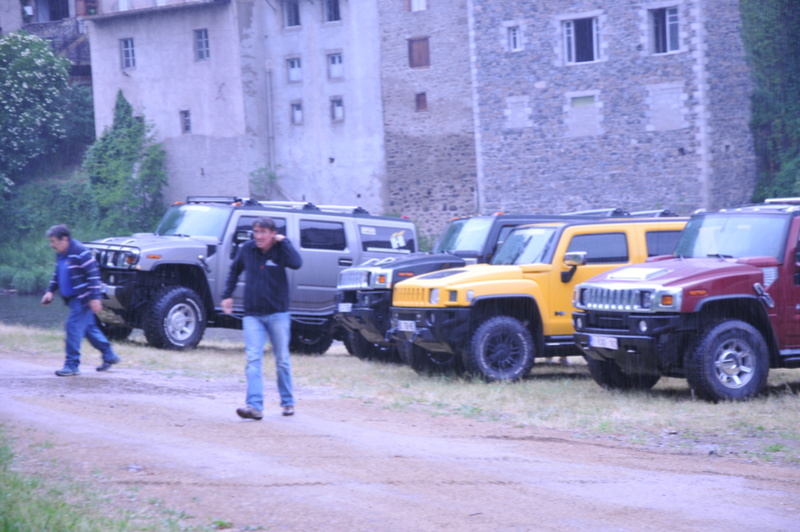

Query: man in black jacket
[221,217,302,420]
[41,224,121,376]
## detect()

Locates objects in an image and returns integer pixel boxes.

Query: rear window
[359,225,415,254]
[566,233,629,263]
[646,230,681,257]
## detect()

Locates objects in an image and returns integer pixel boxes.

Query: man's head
[46,224,71,254]
[252,217,278,251]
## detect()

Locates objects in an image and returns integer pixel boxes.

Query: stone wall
[379,0,478,241]
[469,0,755,217]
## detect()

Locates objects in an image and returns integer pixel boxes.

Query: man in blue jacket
[41,224,121,376]
[221,217,302,420]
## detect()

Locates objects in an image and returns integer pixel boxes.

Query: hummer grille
[393,285,428,306]
[581,287,644,311]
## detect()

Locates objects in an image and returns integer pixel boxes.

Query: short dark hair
[46,224,71,240]
[253,217,277,231]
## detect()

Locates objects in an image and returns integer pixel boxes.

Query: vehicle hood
[411,264,529,288]
[88,233,219,253]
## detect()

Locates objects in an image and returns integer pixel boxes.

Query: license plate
[338,303,352,313]
[397,320,416,332]
[590,335,618,350]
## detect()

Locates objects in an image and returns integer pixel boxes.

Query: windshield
[674,213,789,260]
[432,217,494,254]
[154,205,232,240]
[491,226,558,265]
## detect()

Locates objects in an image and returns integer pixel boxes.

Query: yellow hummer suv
[388,217,687,381]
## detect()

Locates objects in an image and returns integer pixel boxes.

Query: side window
[646,230,681,257]
[231,217,286,257]
[359,225,415,254]
[300,220,346,250]
[563,17,599,64]
[567,233,628,263]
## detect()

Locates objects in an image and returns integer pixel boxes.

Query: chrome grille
[581,287,642,311]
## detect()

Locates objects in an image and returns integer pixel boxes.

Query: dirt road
[2,347,799,531]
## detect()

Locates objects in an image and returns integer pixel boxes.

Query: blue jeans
[242,312,293,410]
[64,298,118,370]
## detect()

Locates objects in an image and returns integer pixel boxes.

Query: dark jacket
[47,239,103,307]
[222,238,302,316]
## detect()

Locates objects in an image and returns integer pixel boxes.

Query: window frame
[507,26,523,52]
[194,28,210,61]
[284,0,301,28]
[409,0,427,12]
[327,52,343,79]
[290,101,304,125]
[324,0,341,22]
[120,37,135,70]
[179,110,191,134]
[408,37,430,68]
[415,92,428,112]
[650,6,680,54]
[330,97,344,122]
[563,17,600,64]
[287,57,302,83]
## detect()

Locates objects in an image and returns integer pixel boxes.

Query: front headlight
[429,288,440,305]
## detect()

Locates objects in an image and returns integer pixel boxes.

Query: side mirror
[561,251,587,283]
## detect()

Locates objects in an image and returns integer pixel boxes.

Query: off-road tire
[407,344,463,376]
[290,325,333,355]
[143,287,206,350]
[586,358,661,390]
[465,316,535,382]
[687,320,769,401]
[348,330,401,363]
[96,317,133,342]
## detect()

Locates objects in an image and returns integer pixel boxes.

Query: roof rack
[629,209,680,217]
[258,201,371,215]
[561,208,631,217]
[185,195,243,204]
[764,197,800,205]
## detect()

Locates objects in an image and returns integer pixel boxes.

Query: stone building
[466,0,755,217]
[8,0,756,239]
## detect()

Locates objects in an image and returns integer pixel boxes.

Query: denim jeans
[64,297,118,370]
[242,312,293,410]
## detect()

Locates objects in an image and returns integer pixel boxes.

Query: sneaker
[55,368,80,377]
[282,405,295,417]
[236,406,263,420]
[96,356,121,372]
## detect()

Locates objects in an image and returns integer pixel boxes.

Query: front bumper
[572,311,689,376]
[388,307,472,354]
[334,289,393,345]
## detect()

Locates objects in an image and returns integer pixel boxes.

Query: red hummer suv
[572,199,800,401]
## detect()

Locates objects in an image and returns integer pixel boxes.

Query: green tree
[0,31,71,191]
[740,0,800,199]
[83,91,167,234]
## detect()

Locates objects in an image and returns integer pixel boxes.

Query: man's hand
[221,298,234,315]
[273,234,285,243]
[41,291,53,306]
[90,299,103,314]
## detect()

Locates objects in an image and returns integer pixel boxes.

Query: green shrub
[12,270,39,295]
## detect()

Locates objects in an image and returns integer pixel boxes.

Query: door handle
[339,258,353,267]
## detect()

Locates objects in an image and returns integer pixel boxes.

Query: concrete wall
[86,1,255,203]
[469,0,755,216]
[1,0,24,33]
[379,0,478,239]
[262,0,388,212]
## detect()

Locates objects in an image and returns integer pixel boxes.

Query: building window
[287,57,302,82]
[194,29,210,60]
[284,0,301,27]
[507,26,522,52]
[409,0,427,12]
[327,53,343,78]
[324,0,340,22]
[651,7,679,54]
[179,110,191,134]
[120,38,135,69]
[331,97,344,121]
[566,91,602,136]
[563,17,599,63]
[415,92,428,112]
[291,102,303,125]
[408,37,430,68]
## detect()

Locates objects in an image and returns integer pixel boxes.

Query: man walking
[221,217,302,420]
[41,224,121,376]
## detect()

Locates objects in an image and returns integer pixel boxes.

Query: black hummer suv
[86,197,417,352]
